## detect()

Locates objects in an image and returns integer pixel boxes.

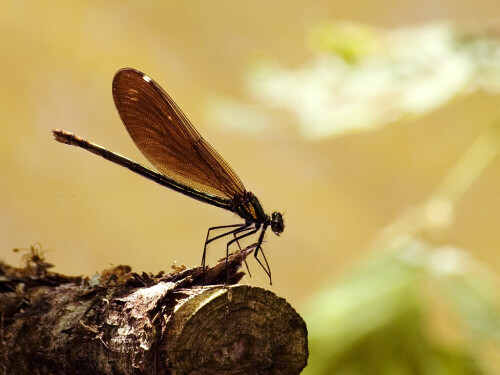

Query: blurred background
[1,1,499,373]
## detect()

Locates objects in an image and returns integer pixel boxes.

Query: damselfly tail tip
[52,129,72,144]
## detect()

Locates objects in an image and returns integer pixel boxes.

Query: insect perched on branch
[53,68,284,284]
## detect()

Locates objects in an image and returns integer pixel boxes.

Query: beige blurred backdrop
[1,0,499,309]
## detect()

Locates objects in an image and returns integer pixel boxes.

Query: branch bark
[0,245,308,374]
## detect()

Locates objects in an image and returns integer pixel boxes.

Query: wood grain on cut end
[165,285,308,375]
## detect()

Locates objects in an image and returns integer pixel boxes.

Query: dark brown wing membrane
[112,68,246,200]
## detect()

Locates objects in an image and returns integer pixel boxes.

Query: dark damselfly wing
[112,68,246,201]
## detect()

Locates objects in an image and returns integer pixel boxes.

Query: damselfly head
[270,212,284,235]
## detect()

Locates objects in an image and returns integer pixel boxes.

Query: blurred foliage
[301,121,500,373]
[303,239,500,374]
[209,22,500,140]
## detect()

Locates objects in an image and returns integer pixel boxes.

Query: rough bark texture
[0,245,308,374]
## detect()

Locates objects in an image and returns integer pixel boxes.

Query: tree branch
[0,245,308,374]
